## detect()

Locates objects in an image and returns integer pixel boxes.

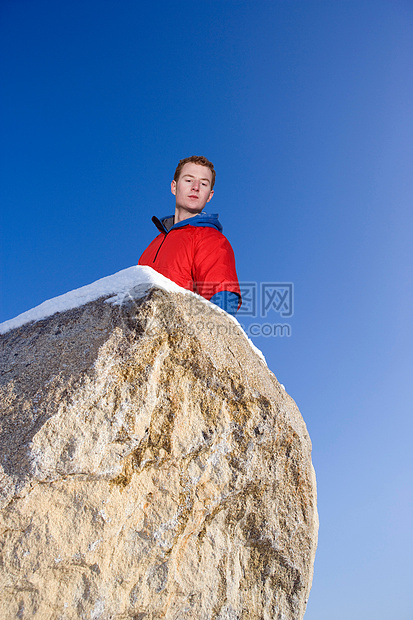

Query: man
[138,155,241,315]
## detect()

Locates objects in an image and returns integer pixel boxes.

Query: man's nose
[192,180,200,191]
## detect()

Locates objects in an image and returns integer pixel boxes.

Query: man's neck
[174,208,202,224]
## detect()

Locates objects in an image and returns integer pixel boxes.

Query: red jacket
[138,213,241,305]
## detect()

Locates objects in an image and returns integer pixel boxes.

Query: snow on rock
[0,266,187,335]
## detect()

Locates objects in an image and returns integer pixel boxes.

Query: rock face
[0,284,318,619]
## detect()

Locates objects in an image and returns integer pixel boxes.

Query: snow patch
[0,266,183,334]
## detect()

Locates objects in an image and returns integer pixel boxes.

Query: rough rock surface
[0,286,318,619]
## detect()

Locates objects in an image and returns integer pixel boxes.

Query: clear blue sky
[1,1,412,617]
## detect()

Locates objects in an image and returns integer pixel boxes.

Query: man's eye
[202,182,208,186]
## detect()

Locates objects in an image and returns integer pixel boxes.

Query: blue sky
[1,1,412,617]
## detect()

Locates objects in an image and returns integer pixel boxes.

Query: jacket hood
[152,212,223,234]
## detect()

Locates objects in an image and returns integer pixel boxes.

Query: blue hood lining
[152,212,223,234]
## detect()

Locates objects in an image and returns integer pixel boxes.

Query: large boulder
[0,268,318,619]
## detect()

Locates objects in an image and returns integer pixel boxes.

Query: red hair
[174,156,216,189]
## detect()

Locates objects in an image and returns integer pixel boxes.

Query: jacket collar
[152,212,223,234]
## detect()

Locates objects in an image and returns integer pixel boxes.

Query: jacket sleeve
[192,230,241,309]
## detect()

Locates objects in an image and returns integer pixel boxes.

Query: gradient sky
[1,1,413,617]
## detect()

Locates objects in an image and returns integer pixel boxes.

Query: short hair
[174,155,216,189]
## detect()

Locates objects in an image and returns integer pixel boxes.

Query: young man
[138,156,241,315]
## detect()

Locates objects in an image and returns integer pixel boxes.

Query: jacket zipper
[153,233,167,263]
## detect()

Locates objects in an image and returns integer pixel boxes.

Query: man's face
[171,162,214,217]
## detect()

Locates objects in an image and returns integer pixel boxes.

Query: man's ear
[206,190,214,203]
[171,180,176,195]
